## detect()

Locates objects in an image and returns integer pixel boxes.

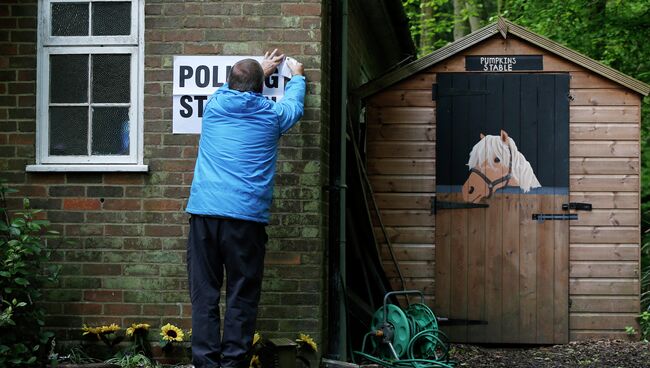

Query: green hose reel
[370,304,411,358]
[355,291,455,368]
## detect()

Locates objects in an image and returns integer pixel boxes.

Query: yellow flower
[297,333,317,352]
[253,331,261,346]
[126,323,151,336]
[250,354,261,368]
[160,323,184,342]
[100,323,121,334]
[187,328,192,338]
[82,324,103,337]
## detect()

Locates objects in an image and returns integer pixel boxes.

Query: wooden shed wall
[365,34,641,341]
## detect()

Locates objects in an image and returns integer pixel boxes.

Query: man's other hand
[262,49,284,77]
[286,57,304,76]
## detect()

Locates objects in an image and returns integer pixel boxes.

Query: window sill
[25,164,149,173]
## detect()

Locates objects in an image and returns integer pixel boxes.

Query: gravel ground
[450,340,650,368]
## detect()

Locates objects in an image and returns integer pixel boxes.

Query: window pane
[92,2,131,36]
[50,54,88,103]
[92,54,130,103]
[50,107,88,156]
[52,3,89,36]
[92,107,130,155]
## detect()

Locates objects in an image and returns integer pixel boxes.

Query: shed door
[434,73,570,344]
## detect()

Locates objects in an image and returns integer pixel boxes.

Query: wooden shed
[354,18,650,344]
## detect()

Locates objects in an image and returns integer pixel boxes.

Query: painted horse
[462,130,541,203]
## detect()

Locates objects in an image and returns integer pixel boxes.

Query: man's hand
[286,57,304,76]
[261,49,284,77]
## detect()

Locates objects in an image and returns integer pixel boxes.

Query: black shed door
[434,73,570,344]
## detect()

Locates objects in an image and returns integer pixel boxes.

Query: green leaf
[14,278,29,286]
[0,271,10,277]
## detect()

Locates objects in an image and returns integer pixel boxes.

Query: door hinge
[431,84,437,101]
[562,202,592,211]
[432,199,489,214]
[533,213,578,222]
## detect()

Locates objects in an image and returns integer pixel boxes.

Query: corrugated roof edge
[353,18,650,99]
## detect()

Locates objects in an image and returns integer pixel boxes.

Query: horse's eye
[494,157,500,163]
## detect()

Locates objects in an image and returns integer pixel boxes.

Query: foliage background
[401,0,650,312]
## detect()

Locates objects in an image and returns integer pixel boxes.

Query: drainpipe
[338,0,349,361]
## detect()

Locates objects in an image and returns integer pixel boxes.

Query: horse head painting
[462,130,541,203]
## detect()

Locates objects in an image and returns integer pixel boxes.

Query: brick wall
[0,0,328,351]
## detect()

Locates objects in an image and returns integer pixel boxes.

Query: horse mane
[467,134,541,192]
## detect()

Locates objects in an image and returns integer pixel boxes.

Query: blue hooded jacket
[186,76,306,223]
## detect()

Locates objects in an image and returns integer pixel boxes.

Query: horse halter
[469,145,513,199]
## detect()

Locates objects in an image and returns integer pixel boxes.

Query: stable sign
[172,55,291,134]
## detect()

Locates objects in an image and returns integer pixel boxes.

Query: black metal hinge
[533,213,578,222]
[432,199,489,214]
[562,202,592,211]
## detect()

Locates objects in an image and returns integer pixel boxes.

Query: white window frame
[29,0,146,172]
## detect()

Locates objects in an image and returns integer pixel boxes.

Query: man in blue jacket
[186,50,305,368]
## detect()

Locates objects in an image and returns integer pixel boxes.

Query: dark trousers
[187,215,267,368]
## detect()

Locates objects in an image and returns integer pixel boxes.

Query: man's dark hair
[228,59,264,93]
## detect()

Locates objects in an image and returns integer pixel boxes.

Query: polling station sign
[173,55,291,134]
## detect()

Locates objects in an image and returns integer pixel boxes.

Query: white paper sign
[172,55,292,134]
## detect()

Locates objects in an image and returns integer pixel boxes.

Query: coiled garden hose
[354,295,456,368]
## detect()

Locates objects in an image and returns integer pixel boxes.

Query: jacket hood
[213,88,271,116]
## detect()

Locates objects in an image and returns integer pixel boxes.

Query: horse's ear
[500,129,509,142]
[480,133,485,139]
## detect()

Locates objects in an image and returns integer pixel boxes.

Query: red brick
[82,264,122,276]
[17,70,35,81]
[0,44,17,55]
[7,133,34,145]
[144,82,161,94]
[282,3,321,16]
[265,253,301,265]
[18,95,35,107]
[145,225,183,237]
[26,173,65,184]
[104,174,145,185]
[84,290,122,302]
[15,184,46,197]
[65,224,103,236]
[143,199,182,211]
[105,225,142,237]
[64,303,102,315]
[181,303,192,317]
[102,198,142,211]
[159,160,196,172]
[63,198,101,210]
[104,304,141,315]
[183,43,219,54]
[163,30,205,42]
[143,304,180,316]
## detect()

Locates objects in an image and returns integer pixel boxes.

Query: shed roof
[354,18,650,99]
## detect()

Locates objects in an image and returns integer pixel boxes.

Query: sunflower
[82,324,103,337]
[126,323,151,336]
[297,333,317,352]
[100,323,121,334]
[160,323,184,342]
[253,331,261,346]
[250,354,261,368]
